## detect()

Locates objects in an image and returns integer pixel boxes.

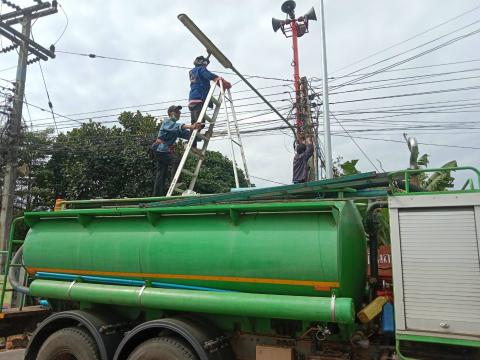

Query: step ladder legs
[227,88,251,187]
[221,82,240,188]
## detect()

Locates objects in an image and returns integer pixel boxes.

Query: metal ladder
[0,217,27,313]
[166,79,250,196]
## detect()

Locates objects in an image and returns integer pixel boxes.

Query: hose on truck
[8,245,29,295]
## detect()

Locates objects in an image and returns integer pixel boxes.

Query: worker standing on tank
[292,134,314,183]
[188,55,231,148]
[153,105,201,196]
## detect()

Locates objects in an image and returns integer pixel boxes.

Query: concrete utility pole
[300,76,318,180]
[0,18,31,269]
[0,1,57,269]
[319,0,333,178]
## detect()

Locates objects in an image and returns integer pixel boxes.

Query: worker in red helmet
[188,55,231,148]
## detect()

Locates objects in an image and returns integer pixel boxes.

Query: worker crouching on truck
[152,105,201,196]
[188,55,231,148]
[292,134,314,184]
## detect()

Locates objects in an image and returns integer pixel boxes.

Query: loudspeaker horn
[304,7,317,21]
[281,0,296,16]
[272,18,284,32]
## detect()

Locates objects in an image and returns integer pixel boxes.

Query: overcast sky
[1,0,480,188]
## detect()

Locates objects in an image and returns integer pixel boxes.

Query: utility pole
[319,0,333,178]
[0,1,57,270]
[300,76,318,180]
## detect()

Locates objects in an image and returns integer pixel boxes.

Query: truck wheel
[127,336,198,360]
[37,326,100,360]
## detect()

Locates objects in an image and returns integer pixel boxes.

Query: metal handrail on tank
[0,216,27,312]
[388,166,480,194]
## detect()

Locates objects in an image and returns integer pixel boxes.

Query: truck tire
[127,336,198,360]
[37,326,100,360]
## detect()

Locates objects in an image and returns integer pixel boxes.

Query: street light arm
[177,13,296,136]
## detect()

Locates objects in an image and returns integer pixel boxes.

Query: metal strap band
[137,285,146,307]
[67,280,76,299]
[330,294,336,322]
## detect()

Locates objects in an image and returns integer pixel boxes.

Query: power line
[26,83,293,123]
[332,96,480,114]
[331,133,480,150]
[53,2,68,45]
[332,26,480,90]
[331,4,480,75]
[344,66,480,86]
[0,65,17,73]
[329,73,480,96]
[56,50,293,83]
[309,59,480,82]
[330,112,380,172]
[27,99,293,130]
[22,61,480,127]
[331,84,480,105]
[28,71,480,129]
[249,175,287,186]
[32,25,59,134]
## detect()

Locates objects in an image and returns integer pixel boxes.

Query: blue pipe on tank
[35,272,233,293]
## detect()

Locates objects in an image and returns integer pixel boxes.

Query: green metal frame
[396,333,480,360]
[396,333,480,348]
[24,201,342,227]
[58,195,185,210]
[53,172,389,210]
[388,166,480,194]
[0,217,26,312]
[144,172,389,208]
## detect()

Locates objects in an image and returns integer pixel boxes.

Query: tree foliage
[413,153,457,192]
[177,142,248,194]
[50,112,158,199]
[2,111,248,210]
[17,129,56,209]
[333,156,361,177]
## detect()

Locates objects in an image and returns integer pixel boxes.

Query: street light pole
[320,0,333,178]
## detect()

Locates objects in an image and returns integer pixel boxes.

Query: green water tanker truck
[1,169,480,360]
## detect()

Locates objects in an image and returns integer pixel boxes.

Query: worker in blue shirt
[292,134,314,184]
[188,55,231,148]
[153,105,201,196]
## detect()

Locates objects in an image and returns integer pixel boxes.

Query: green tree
[177,142,249,194]
[47,111,247,201]
[16,129,56,210]
[413,153,457,192]
[333,156,360,177]
[0,126,55,211]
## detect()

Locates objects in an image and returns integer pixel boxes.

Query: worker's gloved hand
[192,123,203,130]
[218,77,232,90]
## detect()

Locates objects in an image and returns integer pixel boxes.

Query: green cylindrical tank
[23,200,366,305]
